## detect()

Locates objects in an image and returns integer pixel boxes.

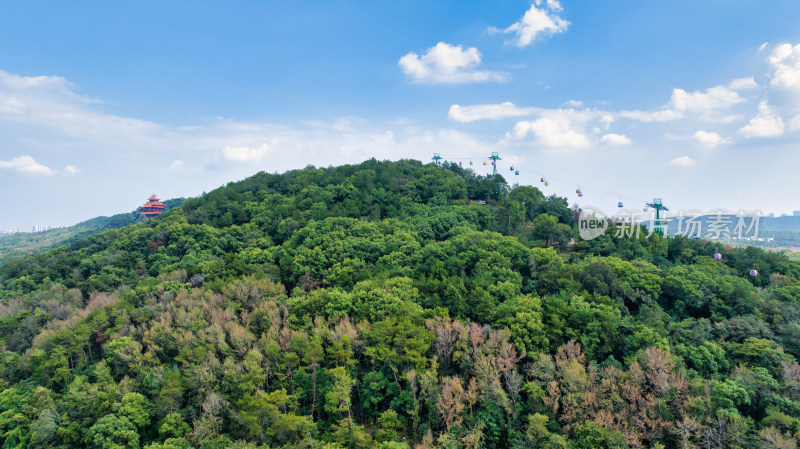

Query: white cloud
[0,69,496,174]
[490,1,569,47]
[0,155,55,175]
[598,114,614,130]
[448,102,537,123]
[728,77,758,90]
[169,160,184,170]
[670,155,696,167]
[0,71,75,91]
[790,114,800,130]
[768,43,800,93]
[508,114,591,149]
[739,101,785,138]
[222,143,272,162]
[398,42,508,84]
[0,93,28,114]
[503,108,628,149]
[64,165,79,174]
[619,109,684,123]
[669,84,747,114]
[0,69,510,200]
[600,133,631,145]
[620,78,755,123]
[692,130,730,149]
[0,70,160,144]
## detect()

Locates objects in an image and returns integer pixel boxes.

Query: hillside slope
[0,159,798,449]
[0,198,186,259]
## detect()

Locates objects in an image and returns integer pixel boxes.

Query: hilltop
[0,159,798,449]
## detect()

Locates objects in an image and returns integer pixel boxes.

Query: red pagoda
[138,194,166,218]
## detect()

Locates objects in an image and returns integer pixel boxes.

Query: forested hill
[0,198,186,259]
[0,159,799,449]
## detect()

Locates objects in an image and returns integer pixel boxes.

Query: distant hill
[0,197,186,258]
[628,213,800,248]
[762,215,800,231]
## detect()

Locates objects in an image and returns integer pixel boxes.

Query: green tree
[531,214,559,247]
[119,392,151,429]
[89,414,140,449]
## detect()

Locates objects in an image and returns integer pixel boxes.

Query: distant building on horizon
[794,210,800,216]
[0,225,63,235]
[138,194,166,218]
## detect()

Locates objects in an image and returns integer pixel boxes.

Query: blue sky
[2,0,800,229]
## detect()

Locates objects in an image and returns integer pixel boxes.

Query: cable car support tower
[646,198,669,236]
[488,152,500,176]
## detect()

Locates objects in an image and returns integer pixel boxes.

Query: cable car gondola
[714,252,722,260]
[515,170,519,175]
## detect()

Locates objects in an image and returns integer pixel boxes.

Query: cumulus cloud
[398,42,509,84]
[600,133,631,145]
[618,109,684,123]
[0,155,55,175]
[64,165,79,174]
[598,114,614,130]
[739,101,785,138]
[507,110,594,149]
[768,43,800,93]
[222,143,272,162]
[669,83,748,114]
[510,118,590,148]
[503,108,627,149]
[448,102,537,123]
[490,1,569,47]
[620,78,755,123]
[692,130,730,149]
[728,77,758,90]
[670,155,696,167]
[169,160,184,170]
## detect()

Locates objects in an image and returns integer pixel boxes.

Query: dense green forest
[0,159,798,449]
[0,198,186,258]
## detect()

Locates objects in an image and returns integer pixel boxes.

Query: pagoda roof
[139,194,166,218]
